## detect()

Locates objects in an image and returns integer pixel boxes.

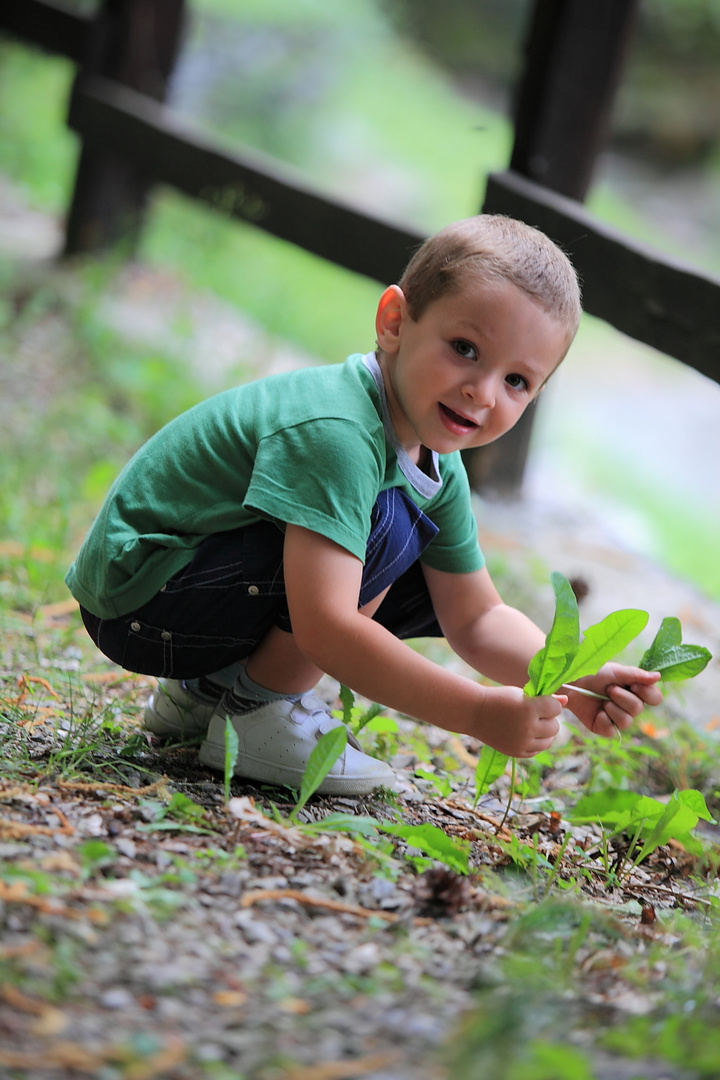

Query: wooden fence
[2,0,719,492]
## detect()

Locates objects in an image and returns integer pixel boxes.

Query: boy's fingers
[592,711,625,738]
[608,682,662,714]
[608,664,660,683]
[630,681,664,705]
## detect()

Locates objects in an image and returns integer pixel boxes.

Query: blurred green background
[1,0,719,605]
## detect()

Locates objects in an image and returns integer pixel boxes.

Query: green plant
[138,791,218,835]
[474,744,509,808]
[569,785,715,870]
[76,839,117,881]
[286,700,473,873]
[290,724,347,820]
[524,573,648,697]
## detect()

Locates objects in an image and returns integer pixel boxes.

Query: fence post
[63,0,186,256]
[466,0,639,496]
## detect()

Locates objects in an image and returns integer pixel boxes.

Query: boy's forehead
[433,277,546,323]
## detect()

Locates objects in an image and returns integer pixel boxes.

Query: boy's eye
[505,373,530,391]
[452,340,477,361]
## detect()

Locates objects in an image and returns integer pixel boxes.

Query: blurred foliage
[387,0,720,167]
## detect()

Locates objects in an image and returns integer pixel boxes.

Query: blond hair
[399,215,582,343]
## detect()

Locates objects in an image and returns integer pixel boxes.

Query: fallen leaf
[212,990,248,1007]
[31,1006,69,1037]
[278,996,312,1015]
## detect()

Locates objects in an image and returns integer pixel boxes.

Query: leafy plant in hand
[525,573,711,696]
[475,572,712,821]
[523,572,648,697]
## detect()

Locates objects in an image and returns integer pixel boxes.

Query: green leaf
[362,715,399,735]
[293,725,347,817]
[138,820,216,835]
[676,788,715,823]
[640,617,712,681]
[167,791,206,822]
[650,646,712,681]
[353,702,386,732]
[642,615,682,660]
[299,812,380,837]
[632,792,686,864]
[223,717,239,804]
[568,786,712,850]
[380,821,471,874]
[568,789,655,832]
[339,683,355,725]
[559,608,649,687]
[473,745,509,806]
[524,572,579,696]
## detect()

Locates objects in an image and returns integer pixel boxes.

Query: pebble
[234,910,278,945]
[100,987,134,1009]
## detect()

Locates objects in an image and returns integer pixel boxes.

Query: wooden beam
[64,0,188,255]
[0,0,91,62]
[68,76,424,283]
[467,0,639,494]
[511,0,639,200]
[484,169,720,384]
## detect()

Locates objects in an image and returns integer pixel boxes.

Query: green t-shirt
[66,353,484,618]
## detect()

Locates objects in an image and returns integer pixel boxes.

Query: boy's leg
[80,521,291,738]
[197,489,437,793]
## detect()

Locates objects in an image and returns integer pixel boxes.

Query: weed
[76,839,117,881]
[138,791,218,836]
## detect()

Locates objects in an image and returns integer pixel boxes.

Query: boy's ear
[375,285,407,352]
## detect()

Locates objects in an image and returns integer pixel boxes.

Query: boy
[66,215,662,795]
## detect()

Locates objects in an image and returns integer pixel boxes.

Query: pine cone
[414,867,471,917]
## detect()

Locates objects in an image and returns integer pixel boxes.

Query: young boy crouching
[66,215,662,794]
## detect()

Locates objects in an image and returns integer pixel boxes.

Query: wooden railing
[2,0,719,492]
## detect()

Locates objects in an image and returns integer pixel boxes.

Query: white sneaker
[144,679,220,738]
[197,692,396,796]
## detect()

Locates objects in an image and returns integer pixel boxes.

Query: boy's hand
[479,686,567,758]
[564,663,663,738]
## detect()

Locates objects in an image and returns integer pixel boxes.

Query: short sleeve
[244,419,384,562]
[421,456,485,574]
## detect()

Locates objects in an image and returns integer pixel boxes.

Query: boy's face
[375,279,568,461]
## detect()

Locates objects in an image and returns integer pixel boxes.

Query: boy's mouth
[439,403,479,432]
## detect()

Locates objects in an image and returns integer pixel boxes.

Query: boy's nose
[462,372,496,409]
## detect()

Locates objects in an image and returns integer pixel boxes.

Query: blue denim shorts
[80,488,444,679]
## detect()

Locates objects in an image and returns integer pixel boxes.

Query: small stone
[100,987,134,1010]
[234,911,278,945]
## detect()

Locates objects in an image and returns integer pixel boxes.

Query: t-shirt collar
[362,352,442,498]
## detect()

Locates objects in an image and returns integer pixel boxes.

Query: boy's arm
[422,564,662,738]
[283,525,563,758]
